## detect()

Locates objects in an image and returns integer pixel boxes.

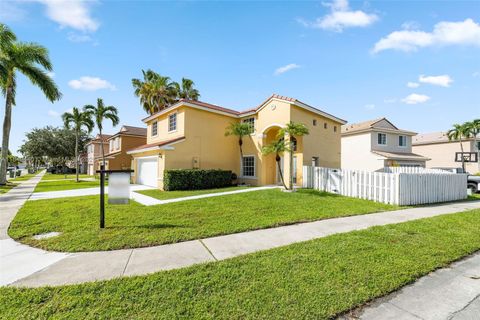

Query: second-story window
[152,121,158,136]
[109,140,114,152]
[377,133,387,145]
[399,135,407,147]
[115,137,120,150]
[242,117,255,133]
[168,113,177,132]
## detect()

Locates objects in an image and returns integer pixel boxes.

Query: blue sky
[1,0,479,155]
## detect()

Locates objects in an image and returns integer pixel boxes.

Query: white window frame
[152,121,158,137]
[109,140,114,152]
[115,137,120,150]
[241,155,256,178]
[377,133,387,145]
[398,135,407,147]
[168,112,177,133]
[242,117,256,134]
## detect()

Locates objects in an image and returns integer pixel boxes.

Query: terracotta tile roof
[372,150,430,161]
[142,94,346,124]
[88,134,112,143]
[127,136,186,153]
[119,125,147,136]
[412,131,449,144]
[341,118,390,134]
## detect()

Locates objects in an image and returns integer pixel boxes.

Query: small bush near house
[164,169,233,191]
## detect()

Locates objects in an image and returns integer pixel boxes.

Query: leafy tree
[132,70,177,114]
[173,78,200,101]
[279,122,309,190]
[19,126,89,167]
[261,138,288,189]
[447,123,471,172]
[84,99,119,168]
[0,23,62,185]
[62,107,94,182]
[132,70,200,115]
[465,119,480,156]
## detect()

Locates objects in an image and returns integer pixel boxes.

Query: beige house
[127,94,346,189]
[97,126,147,171]
[341,118,429,171]
[412,132,480,174]
[85,134,111,175]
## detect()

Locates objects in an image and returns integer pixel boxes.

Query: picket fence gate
[302,166,467,205]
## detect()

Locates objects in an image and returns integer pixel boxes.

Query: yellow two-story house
[127,94,346,189]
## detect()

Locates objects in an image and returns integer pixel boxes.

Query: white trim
[240,154,256,179]
[168,112,178,133]
[143,102,238,123]
[377,133,387,146]
[135,155,159,160]
[398,135,408,148]
[127,138,186,155]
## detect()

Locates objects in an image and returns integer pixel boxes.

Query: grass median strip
[33,179,102,193]
[10,189,397,251]
[2,209,480,319]
[137,186,249,200]
[41,174,94,181]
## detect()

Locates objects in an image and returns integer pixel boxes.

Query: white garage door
[137,157,158,187]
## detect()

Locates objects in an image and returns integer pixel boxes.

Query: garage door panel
[137,158,158,187]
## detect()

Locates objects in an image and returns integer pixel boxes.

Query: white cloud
[47,72,55,78]
[274,63,301,76]
[407,82,420,88]
[36,0,99,32]
[418,74,453,87]
[68,76,116,91]
[364,104,375,110]
[48,110,59,117]
[383,98,396,104]
[401,93,430,105]
[67,32,93,43]
[373,19,480,53]
[298,0,378,32]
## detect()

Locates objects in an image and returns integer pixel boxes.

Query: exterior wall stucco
[413,140,479,173]
[370,131,413,153]
[341,133,384,171]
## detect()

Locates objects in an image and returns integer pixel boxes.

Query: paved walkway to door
[1,171,479,289]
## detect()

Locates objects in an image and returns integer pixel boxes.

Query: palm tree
[132,70,177,115]
[261,138,288,189]
[0,24,62,185]
[278,122,309,190]
[466,119,480,157]
[225,122,252,184]
[173,78,200,101]
[447,123,471,172]
[84,99,119,169]
[62,107,94,182]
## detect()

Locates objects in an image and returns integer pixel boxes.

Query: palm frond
[16,64,61,102]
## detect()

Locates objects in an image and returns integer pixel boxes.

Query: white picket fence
[381,167,453,174]
[302,166,467,205]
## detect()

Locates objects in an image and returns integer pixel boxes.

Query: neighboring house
[127,94,346,189]
[412,132,480,174]
[78,152,88,174]
[341,118,429,171]
[85,134,111,175]
[96,125,147,171]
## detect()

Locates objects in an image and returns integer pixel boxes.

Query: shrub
[164,169,233,191]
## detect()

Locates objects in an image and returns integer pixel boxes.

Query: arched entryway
[262,125,286,186]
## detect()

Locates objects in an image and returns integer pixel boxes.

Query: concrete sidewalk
[0,172,67,285]
[347,252,480,320]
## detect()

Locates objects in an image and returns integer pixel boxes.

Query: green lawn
[137,186,249,200]
[0,182,18,194]
[33,179,102,193]
[41,173,94,181]
[2,210,480,319]
[10,189,398,252]
[7,171,39,182]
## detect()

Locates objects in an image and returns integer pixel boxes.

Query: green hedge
[164,169,233,191]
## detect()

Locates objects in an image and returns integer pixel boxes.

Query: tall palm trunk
[459,137,465,172]
[288,138,294,190]
[0,78,13,185]
[276,155,287,189]
[75,129,79,182]
[239,137,243,185]
[99,129,106,170]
